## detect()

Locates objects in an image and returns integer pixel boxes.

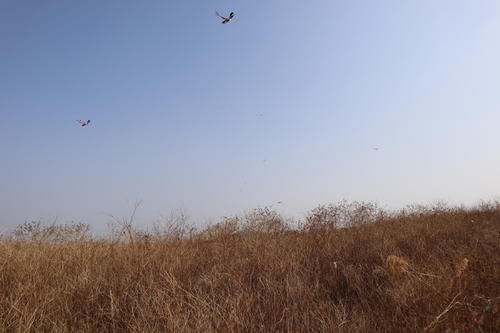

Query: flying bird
[215,11,235,24]
[77,120,91,127]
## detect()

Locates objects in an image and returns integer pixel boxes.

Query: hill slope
[1,202,499,332]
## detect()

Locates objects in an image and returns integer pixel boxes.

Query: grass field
[1,201,499,332]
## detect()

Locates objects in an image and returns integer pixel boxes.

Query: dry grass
[0,201,499,332]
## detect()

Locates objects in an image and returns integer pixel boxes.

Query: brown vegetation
[0,201,499,332]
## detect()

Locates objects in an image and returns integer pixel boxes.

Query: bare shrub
[240,206,288,235]
[201,216,240,239]
[108,200,142,243]
[303,200,384,230]
[153,208,195,241]
[13,220,91,242]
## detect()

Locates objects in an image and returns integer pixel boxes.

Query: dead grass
[0,201,499,332]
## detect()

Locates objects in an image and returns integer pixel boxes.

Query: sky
[1,0,500,232]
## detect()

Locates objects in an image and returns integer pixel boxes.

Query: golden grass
[0,202,499,332]
[455,258,469,279]
[385,255,410,274]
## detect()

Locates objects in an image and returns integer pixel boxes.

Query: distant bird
[77,120,91,127]
[373,147,379,151]
[215,11,235,24]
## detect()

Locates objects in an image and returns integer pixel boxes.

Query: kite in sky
[215,11,235,24]
[77,120,91,127]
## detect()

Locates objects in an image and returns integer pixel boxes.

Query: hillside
[1,202,499,332]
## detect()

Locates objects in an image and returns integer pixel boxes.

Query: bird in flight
[77,120,91,127]
[215,11,235,24]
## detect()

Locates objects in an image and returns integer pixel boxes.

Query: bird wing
[215,11,227,20]
[76,120,85,126]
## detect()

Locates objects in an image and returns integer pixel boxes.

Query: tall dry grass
[0,201,499,332]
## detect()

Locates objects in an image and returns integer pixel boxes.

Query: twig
[424,292,462,332]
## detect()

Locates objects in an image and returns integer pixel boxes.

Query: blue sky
[1,0,500,231]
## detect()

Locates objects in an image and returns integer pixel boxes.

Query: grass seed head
[455,258,469,278]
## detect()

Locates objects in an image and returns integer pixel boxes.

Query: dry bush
[240,207,289,235]
[0,201,499,332]
[13,220,91,242]
[303,200,385,231]
[153,208,195,241]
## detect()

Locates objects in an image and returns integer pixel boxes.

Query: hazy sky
[2,0,500,232]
